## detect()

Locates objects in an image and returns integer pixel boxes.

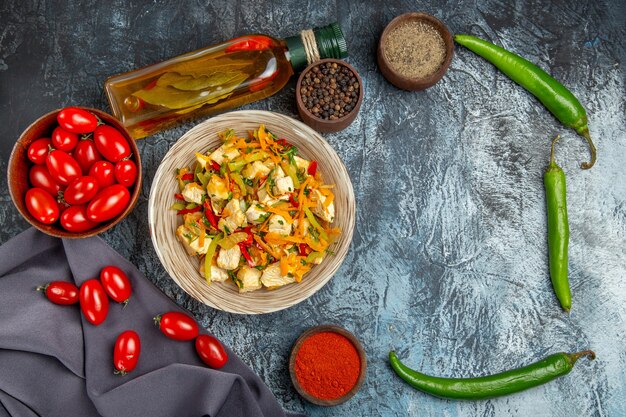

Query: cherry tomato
[89,161,116,188]
[57,107,98,134]
[60,205,99,232]
[195,334,228,369]
[114,330,141,375]
[114,159,137,187]
[64,176,99,205]
[29,165,63,196]
[27,138,51,165]
[154,312,199,341]
[25,188,59,224]
[51,127,79,152]
[86,185,130,222]
[38,281,79,305]
[74,138,102,172]
[79,279,109,326]
[94,125,131,163]
[100,265,132,305]
[46,150,82,185]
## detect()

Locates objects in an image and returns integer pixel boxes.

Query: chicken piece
[181,182,206,205]
[216,245,241,270]
[207,175,229,201]
[312,189,335,223]
[268,214,292,236]
[242,160,271,180]
[293,156,310,172]
[209,144,240,165]
[218,198,247,233]
[258,188,288,204]
[176,225,210,256]
[273,175,294,196]
[236,266,262,293]
[292,218,310,236]
[245,201,270,225]
[199,258,229,282]
[261,262,296,288]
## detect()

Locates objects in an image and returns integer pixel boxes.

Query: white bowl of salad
[148,110,355,314]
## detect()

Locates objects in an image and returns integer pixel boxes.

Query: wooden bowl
[148,110,356,314]
[289,325,367,406]
[296,59,363,133]
[377,12,454,91]
[7,107,142,238]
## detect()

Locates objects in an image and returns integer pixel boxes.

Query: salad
[173,125,340,293]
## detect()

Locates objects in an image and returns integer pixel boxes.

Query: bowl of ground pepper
[296,59,363,133]
[378,12,454,90]
[289,325,366,406]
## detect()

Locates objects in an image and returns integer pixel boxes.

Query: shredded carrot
[322,193,334,208]
[198,221,205,247]
[254,235,281,259]
[266,207,294,223]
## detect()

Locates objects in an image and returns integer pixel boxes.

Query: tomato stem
[153,314,162,327]
[122,298,130,309]
[35,284,49,293]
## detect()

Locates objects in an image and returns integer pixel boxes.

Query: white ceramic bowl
[148,110,355,314]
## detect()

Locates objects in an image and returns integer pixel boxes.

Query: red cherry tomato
[46,150,82,185]
[74,138,102,172]
[89,161,116,188]
[114,159,137,187]
[38,281,79,305]
[27,138,52,165]
[25,188,59,224]
[195,334,228,369]
[29,165,63,196]
[94,125,131,163]
[154,312,199,341]
[57,107,98,134]
[79,279,109,326]
[60,205,99,232]
[100,265,132,305]
[51,127,79,152]
[86,185,130,222]
[114,330,141,375]
[64,176,99,205]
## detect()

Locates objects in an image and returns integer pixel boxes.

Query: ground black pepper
[300,62,360,120]
[384,21,446,79]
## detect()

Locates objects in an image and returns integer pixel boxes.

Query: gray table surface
[1,1,625,416]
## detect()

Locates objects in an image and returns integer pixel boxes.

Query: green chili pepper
[389,350,594,400]
[454,34,597,170]
[545,135,571,311]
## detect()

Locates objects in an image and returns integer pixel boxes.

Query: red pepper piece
[177,206,201,215]
[238,243,256,267]
[289,193,299,208]
[144,79,158,90]
[225,35,273,53]
[210,161,221,171]
[240,227,254,246]
[203,201,219,230]
[174,193,185,201]
[307,160,318,176]
[298,243,312,256]
[181,173,194,181]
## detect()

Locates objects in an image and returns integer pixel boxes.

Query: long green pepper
[545,135,571,311]
[389,350,594,400]
[454,34,597,169]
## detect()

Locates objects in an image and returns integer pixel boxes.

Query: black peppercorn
[300,61,360,121]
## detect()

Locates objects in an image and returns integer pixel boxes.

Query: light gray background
[1,1,624,416]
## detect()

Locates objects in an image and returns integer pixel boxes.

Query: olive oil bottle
[104,23,347,139]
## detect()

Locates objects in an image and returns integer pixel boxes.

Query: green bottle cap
[285,22,348,72]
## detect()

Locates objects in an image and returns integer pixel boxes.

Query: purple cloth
[0,228,304,417]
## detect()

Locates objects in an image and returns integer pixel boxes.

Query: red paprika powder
[294,331,361,400]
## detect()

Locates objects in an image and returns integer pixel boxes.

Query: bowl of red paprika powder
[289,325,366,406]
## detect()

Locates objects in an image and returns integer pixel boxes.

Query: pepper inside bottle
[105,36,292,139]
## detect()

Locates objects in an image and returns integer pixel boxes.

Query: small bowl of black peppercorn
[296,59,363,133]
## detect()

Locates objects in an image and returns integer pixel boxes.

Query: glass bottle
[104,23,347,139]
